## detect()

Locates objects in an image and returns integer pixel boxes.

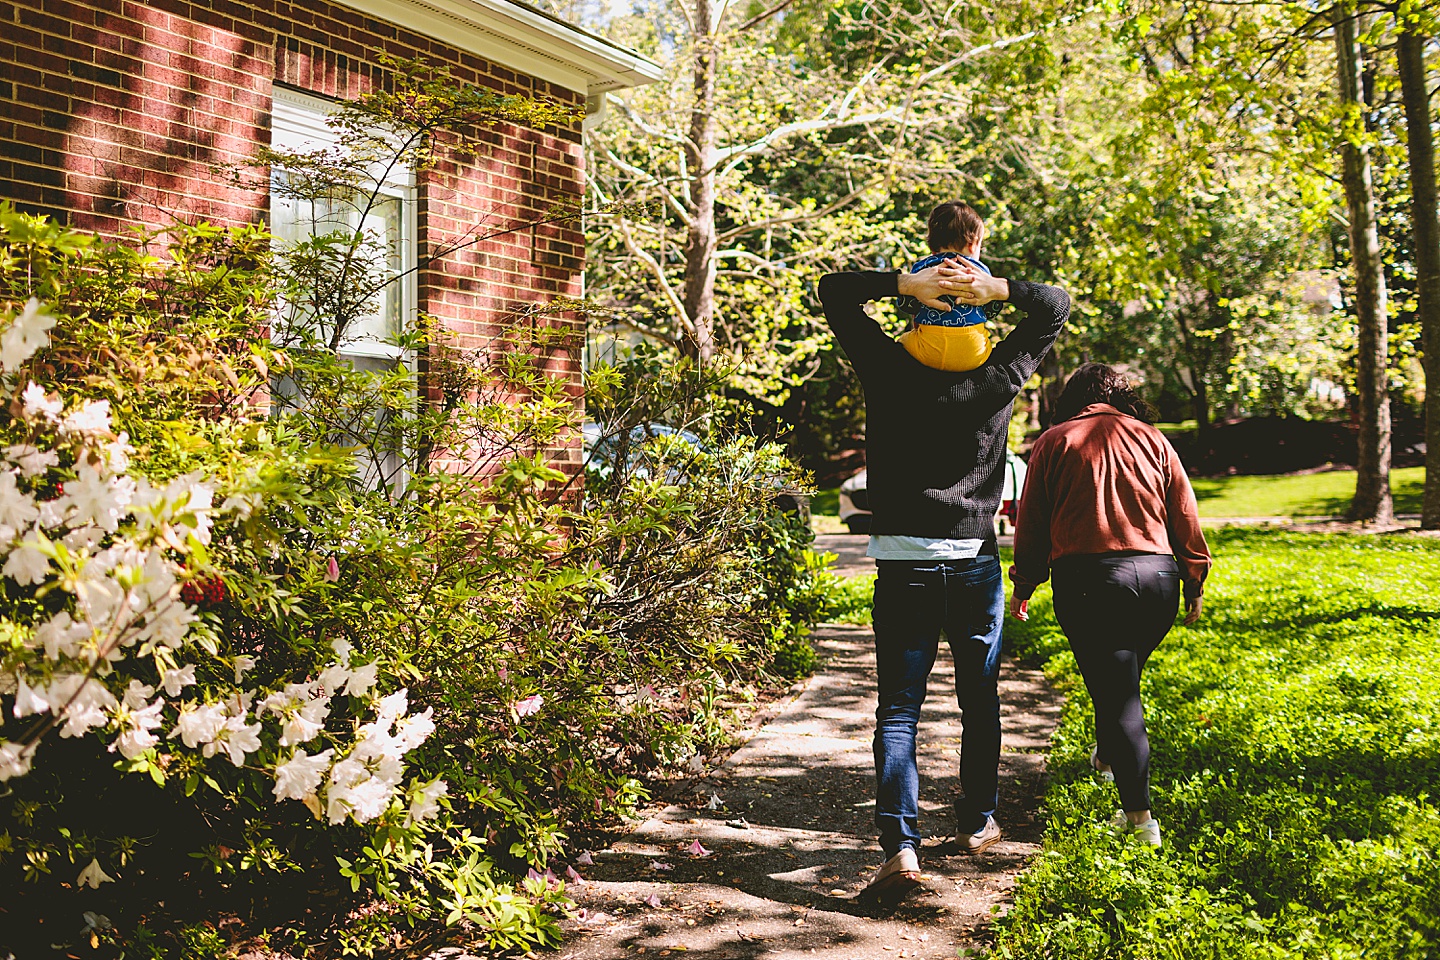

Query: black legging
[1051,552,1180,813]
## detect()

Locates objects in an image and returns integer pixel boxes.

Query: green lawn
[1191,466,1425,517]
[995,529,1440,959]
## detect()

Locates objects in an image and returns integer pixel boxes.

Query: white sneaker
[862,847,921,900]
[1129,817,1162,847]
[1109,811,1162,848]
[959,815,1003,854]
[1090,744,1115,783]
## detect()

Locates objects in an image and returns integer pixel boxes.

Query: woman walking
[1009,364,1211,847]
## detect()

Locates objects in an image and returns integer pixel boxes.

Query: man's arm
[817,272,907,377]
[978,280,1070,396]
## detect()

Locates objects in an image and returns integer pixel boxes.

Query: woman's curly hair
[1052,362,1156,424]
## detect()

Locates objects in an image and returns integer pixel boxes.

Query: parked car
[836,453,1028,535]
[582,421,810,522]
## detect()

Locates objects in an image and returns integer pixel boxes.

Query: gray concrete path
[557,626,1061,960]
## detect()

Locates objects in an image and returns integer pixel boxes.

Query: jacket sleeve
[1163,440,1212,599]
[817,272,909,378]
[1009,438,1054,600]
[975,280,1069,399]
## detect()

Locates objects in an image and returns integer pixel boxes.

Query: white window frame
[268,85,418,365]
[268,86,419,493]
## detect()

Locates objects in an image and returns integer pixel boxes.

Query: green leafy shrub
[0,56,828,957]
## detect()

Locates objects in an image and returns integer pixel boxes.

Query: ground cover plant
[995,528,1440,959]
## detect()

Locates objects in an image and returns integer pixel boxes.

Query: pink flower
[644,892,662,908]
[650,861,673,872]
[576,851,594,865]
[686,839,713,858]
[565,864,585,884]
[513,694,543,718]
[325,556,340,582]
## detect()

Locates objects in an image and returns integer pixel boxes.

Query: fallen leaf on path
[725,818,749,830]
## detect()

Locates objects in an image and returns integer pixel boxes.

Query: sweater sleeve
[817,272,908,376]
[1162,441,1212,599]
[974,280,1070,399]
[1009,438,1054,600]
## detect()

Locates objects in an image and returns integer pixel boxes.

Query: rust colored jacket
[1010,403,1212,600]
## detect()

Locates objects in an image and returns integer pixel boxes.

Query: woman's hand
[1009,594,1030,621]
[1184,596,1203,626]
[939,260,1009,306]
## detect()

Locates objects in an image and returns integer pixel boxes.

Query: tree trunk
[1336,8,1393,522]
[1397,25,1440,527]
[681,0,719,363]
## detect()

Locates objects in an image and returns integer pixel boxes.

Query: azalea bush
[0,60,824,956]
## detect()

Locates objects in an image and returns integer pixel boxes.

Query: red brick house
[0,0,659,474]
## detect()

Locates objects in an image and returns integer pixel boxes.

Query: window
[268,87,418,492]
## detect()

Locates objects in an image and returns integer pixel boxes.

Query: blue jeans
[872,556,1005,856]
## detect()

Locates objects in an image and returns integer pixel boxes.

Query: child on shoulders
[898,201,998,372]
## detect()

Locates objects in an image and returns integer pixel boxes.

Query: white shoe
[959,815,1003,854]
[1090,744,1114,782]
[862,847,921,900]
[1109,811,1162,848]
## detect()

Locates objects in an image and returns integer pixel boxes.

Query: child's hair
[927,202,985,253]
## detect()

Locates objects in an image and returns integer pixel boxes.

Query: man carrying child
[817,203,1069,899]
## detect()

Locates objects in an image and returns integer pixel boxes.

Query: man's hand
[1009,593,1030,621]
[939,262,1009,306]
[1184,596,1203,626]
[896,262,962,310]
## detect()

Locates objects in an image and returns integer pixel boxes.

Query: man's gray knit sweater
[819,271,1069,541]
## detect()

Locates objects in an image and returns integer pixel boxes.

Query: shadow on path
[556,626,1063,960]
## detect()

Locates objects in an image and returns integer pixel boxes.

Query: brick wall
[0,0,586,475]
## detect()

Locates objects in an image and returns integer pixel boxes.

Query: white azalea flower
[103,433,132,473]
[66,464,133,533]
[317,663,350,696]
[61,525,104,551]
[34,611,89,660]
[111,699,165,759]
[3,531,49,586]
[405,779,448,825]
[217,714,262,766]
[54,676,118,738]
[273,748,333,801]
[328,775,394,825]
[170,701,226,749]
[0,471,39,529]
[331,638,353,665]
[123,679,155,709]
[0,740,37,780]
[393,707,435,752]
[233,655,256,682]
[59,398,112,437]
[18,382,61,421]
[36,498,66,529]
[0,299,57,372]
[5,442,59,476]
[279,698,329,747]
[160,664,196,698]
[12,675,49,717]
[343,661,379,698]
[76,858,115,889]
[375,688,408,722]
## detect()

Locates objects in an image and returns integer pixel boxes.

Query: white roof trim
[337,0,663,95]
